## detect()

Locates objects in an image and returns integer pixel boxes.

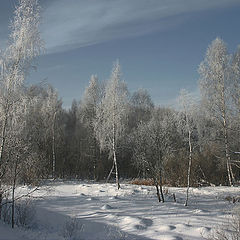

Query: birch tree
[228,46,240,170]
[94,61,128,189]
[41,86,61,178]
[177,89,197,206]
[81,75,101,179]
[198,38,234,186]
[6,96,29,228]
[0,0,43,218]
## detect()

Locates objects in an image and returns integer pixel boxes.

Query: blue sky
[1,0,240,108]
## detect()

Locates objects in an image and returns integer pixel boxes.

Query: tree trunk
[159,171,164,203]
[52,111,57,179]
[93,138,98,180]
[11,160,18,229]
[0,109,8,220]
[0,183,2,220]
[0,116,7,164]
[185,130,192,206]
[229,161,235,184]
[106,160,114,183]
[154,179,161,202]
[223,117,233,186]
[221,85,234,186]
[113,148,120,189]
[11,185,15,228]
[111,122,120,189]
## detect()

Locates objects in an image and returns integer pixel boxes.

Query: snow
[1,181,239,240]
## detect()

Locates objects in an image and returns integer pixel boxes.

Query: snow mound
[109,196,119,200]
[158,235,183,240]
[119,216,153,232]
[175,223,192,229]
[86,197,98,201]
[101,204,114,210]
[158,225,176,231]
[196,226,211,234]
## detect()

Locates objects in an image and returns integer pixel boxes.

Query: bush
[15,198,36,228]
[62,217,84,240]
[130,178,154,186]
[208,207,240,240]
[1,199,11,224]
[1,197,36,228]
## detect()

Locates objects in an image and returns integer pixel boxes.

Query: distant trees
[129,88,154,128]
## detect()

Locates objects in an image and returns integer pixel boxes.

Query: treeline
[2,38,240,190]
[1,0,240,212]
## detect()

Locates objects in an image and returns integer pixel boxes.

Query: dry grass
[130,178,155,186]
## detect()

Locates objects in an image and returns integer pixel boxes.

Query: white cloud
[33,0,240,53]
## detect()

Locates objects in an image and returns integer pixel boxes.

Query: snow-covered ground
[0,181,239,240]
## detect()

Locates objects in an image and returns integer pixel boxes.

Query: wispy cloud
[41,0,240,53]
[0,0,238,54]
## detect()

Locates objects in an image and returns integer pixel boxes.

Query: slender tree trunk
[185,130,192,206]
[223,116,233,186]
[93,138,97,180]
[11,184,15,228]
[11,160,18,229]
[221,86,234,186]
[0,116,7,163]
[0,182,2,220]
[52,111,57,179]
[154,178,161,202]
[111,121,120,189]
[159,170,164,203]
[106,160,114,183]
[229,161,235,184]
[113,147,120,189]
[0,109,8,220]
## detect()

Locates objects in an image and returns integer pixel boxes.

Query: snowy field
[0,181,239,240]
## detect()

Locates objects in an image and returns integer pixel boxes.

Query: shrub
[62,217,84,240]
[1,199,11,224]
[208,207,240,240]
[130,178,154,186]
[15,198,36,228]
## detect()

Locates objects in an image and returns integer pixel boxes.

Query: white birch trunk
[185,129,192,206]
[52,111,57,179]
